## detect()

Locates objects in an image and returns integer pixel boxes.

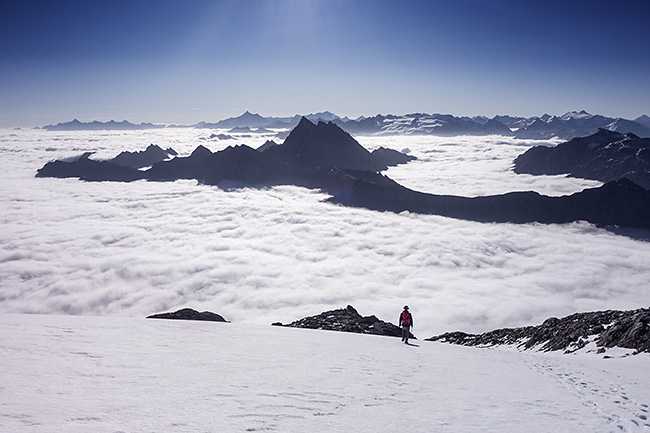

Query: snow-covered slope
[1,314,648,432]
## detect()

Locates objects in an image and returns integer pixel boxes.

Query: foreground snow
[2,314,648,432]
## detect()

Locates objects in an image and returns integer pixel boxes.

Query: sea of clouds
[1,128,648,337]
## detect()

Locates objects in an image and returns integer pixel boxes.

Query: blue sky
[1,0,649,127]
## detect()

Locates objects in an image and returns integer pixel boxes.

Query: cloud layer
[1,129,648,336]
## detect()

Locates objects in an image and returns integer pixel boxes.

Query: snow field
[1,314,648,432]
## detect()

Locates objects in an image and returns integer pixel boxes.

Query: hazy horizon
[8,108,650,132]
[2,0,649,128]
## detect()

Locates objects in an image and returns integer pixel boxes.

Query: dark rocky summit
[256,139,279,152]
[147,308,228,322]
[514,129,650,190]
[370,147,417,166]
[428,308,650,355]
[111,144,177,169]
[262,117,397,172]
[274,305,415,339]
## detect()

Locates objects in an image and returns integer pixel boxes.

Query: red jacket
[399,311,413,327]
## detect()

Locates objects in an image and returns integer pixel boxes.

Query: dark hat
[403,305,409,310]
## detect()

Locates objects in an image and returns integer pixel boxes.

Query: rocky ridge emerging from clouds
[35,117,650,230]
[514,129,650,190]
[273,305,415,339]
[428,308,650,355]
[36,117,415,186]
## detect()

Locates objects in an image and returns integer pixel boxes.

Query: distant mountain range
[41,110,650,140]
[41,119,166,131]
[36,117,650,231]
[40,112,347,132]
[332,110,650,140]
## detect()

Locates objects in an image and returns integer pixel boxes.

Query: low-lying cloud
[1,129,649,337]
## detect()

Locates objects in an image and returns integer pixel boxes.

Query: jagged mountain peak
[560,110,593,120]
[190,145,213,157]
[296,115,315,129]
[241,110,263,118]
[634,114,650,128]
[262,116,391,172]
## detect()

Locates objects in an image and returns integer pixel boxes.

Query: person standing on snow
[399,306,413,343]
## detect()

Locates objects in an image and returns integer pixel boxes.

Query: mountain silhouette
[327,176,650,229]
[514,129,650,189]
[36,119,650,230]
[111,144,177,169]
[262,117,395,171]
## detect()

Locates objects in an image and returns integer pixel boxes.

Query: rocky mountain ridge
[36,117,414,186]
[111,144,177,169]
[328,176,650,229]
[36,117,650,231]
[428,308,650,355]
[273,305,415,339]
[514,129,650,190]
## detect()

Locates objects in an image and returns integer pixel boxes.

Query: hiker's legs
[402,325,409,342]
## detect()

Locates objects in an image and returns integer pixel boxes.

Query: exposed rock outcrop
[427,308,650,355]
[275,305,415,339]
[147,308,228,322]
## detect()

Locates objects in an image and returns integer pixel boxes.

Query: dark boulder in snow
[428,308,650,354]
[147,308,228,322]
[277,305,415,339]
